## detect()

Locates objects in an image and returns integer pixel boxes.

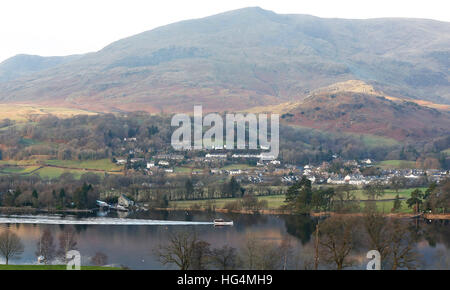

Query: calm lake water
[0,210,449,269]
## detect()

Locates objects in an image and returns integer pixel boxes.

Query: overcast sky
[0,0,448,63]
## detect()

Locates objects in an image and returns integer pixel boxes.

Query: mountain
[278,80,450,141]
[0,54,81,82]
[0,7,449,113]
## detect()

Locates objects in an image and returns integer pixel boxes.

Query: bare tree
[318,216,358,270]
[333,185,358,213]
[363,212,391,266]
[155,231,198,270]
[57,226,78,263]
[363,181,385,200]
[280,236,294,270]
[91,252,108,266]
[256,242,283,270]
[210,245,239,270]
[191,240,211,270]
[390,176,406,194]
[240,235,282,270]
[240,235,259,270]
[0,230,24,265]
[36,229,56,264]
[387,220,419,270]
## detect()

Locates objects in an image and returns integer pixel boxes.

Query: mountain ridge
[0,54,81,83]
[0,7,449,113]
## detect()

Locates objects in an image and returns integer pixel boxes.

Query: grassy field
[361,200,411,214]
[0,265,120,270]
[0,104,96,122]
[0,164,107,179]
[174,167,193,174]
[0,166,40,175]
[0,158,122,179]
[359,134,400,149]
[377,160,418,169]
[220,164,256,170]
[44,159,122,172]
[170,187,424,213]
[0,160,41,166]
[33,167,107,179]
[352,187,426,200]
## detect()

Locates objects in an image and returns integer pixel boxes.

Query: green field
[18,138,43,146]
[0,160,40,166]
[171,187,423,213]
[174,167,193,173]
[34,167,108,179]
[44,159,122,171]
[352,187,426,200]
[0,164,106,179]
[359,134,400,149]
[0,158,122,179]
[361,200,411,214]
[0,265,120,270]
[0,166,40,175]
[442,148,450,156]
[220,164,256,170]
[377,160,417,169]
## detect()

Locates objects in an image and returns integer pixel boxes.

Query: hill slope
[280,80,450,141]
[0,7,448,112]
[0,54,81,82]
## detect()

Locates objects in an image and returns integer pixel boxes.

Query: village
[114,138,450,189]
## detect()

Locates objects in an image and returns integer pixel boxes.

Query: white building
[159,161,170,166]
[228,169,242,175]
[205,153,227,159]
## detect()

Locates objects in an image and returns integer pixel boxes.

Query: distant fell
[0,7,448,113]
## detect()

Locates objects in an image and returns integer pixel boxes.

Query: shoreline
[155,207,450,220]
[1,206,449,220]
[0,207,94,214]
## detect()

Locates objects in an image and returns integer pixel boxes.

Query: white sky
[0,0,449,63]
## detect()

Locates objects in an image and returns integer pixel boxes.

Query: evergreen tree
[393,194,402,212]
[406,189,424,213]
[228,177,241,198]
[59,188,66,208]
[185,179,194,198]
[32,189,39,199]
[284,176,313,213]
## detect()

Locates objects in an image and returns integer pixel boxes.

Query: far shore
[0,207,94,214]
[1,206,448,220]
[154,207,450,220]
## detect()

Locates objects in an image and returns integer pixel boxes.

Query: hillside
[0,7,448,113]
[0,54,80,82]
[280,80,450,141]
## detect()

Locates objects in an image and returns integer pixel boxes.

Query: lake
[0,210,449,269]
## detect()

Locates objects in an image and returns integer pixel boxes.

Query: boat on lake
[213,219,233,226]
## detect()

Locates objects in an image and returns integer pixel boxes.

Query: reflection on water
[0,210,448,269]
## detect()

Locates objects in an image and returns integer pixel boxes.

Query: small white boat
[213,219,233,226]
